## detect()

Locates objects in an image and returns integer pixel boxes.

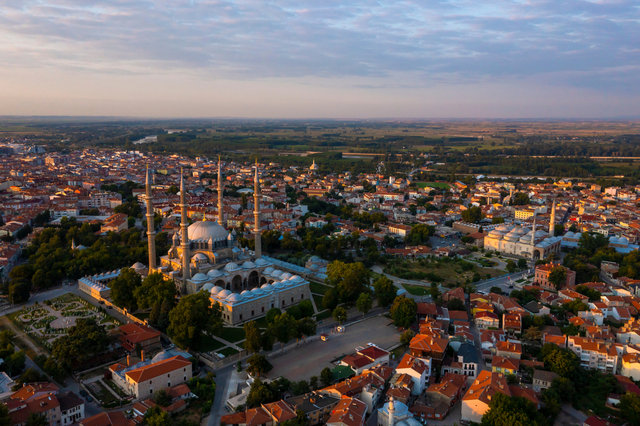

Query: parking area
[267,315,400,382]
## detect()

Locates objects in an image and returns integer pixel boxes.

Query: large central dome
[188,220,229,241]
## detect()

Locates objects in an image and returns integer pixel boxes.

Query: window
[291,297,294,302]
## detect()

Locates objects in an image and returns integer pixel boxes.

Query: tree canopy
[389,295,417,328]
[167,292,222,350]
[326,261,370,304]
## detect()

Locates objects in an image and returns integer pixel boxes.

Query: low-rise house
[441,343,479,381]
[80,411,133,426]
[491,356,520,376]
[420,372,467,420]
[474,311,499,329]
[118,323,162,353]
[532,369,559,392]
[326,397,367,426]
[7,383,85,426]
[502,312,523,337]
[339,344,390,375]
[221,400,297,425]
[286,392,340,425]
[395,353,431,395]
[409,334,449,364]
[621,353,640,381]
[112,355,193,399]
[495,341,522,359]
[461,371,510,424]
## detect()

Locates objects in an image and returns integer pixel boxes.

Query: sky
[0,0,639,119]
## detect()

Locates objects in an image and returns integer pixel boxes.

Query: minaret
[179,169,191,282]
[253,159,262,258]
[549,198,556,237]
[388,397,395,426]
[217,155,224,226]
[145,165,157,272]
[531,214,537,246]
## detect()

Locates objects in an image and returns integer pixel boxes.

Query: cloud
[0,0,638,117]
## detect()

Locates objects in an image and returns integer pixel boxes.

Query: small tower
[253,159,262,258]
[179,169,191,283]
[145,165,157,272]
[549,198,556,237]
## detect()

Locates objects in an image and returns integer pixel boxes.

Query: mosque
[483,200,562,260]
[143,159,311,325]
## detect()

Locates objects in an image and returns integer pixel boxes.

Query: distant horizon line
[1,115,640,123]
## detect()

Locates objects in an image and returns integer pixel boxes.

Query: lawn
[216,327,246,343]
[416,181,450,190]
[219,347,239,357]
[402,284,429,296]
[315,310,332,321]
[198,334,225,352]
[310,281,331,295]
[313,294,324,309]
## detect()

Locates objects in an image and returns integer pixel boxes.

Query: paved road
[205,365,233,426]
[474,270,530,293]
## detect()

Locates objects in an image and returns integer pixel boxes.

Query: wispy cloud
[0,0,638,117]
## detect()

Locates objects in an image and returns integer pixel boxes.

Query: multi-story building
[567,336,618,373]
[534,263,576,290]
[111,355,193,399]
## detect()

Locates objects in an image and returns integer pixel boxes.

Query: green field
[416,181,450,190]
[402,284,429,296]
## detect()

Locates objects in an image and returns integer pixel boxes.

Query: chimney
[141,350,144,362]
[126,355,130,366]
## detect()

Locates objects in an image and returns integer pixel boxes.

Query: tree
[296,317,317,338]
[246,378,276,408]
[540,344,579,378]
[246,354,273,377]
[619,392,640,425]
[332,306,347,324]
[244,321,262,354]
[405,224,435,246]
[553,224,565,236]
[167,292,222,350]
[25,413,48,426]
[511,192,530,206]
[506,260,516,273]
[320,367,333,386]
[400,329,415,346]
[266,307,282,324]
[326,261,369,304]
[548,266,566,289]
[575,285,600,301]
[153,389,171,406]
[0,403,9,426]
[355,293,372,316]
[144,406,171,426]
[461,206,483,223]
[110,267,142,311]
[8,280,30,304]
[373,276,396,307]
[269,312,298,346]
[429,282,441,300]
[517,258,528,269]
[134,273,177,313]
[292,380,310,395]
[389,295,417,328]
[51,319,110,371]
[322,288,338,310]
[481,393,544,426]
[446,298,466,311]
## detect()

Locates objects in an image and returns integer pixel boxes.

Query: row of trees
[5,218,170,303]
[110,270,178,331]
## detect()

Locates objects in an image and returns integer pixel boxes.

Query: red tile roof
[125,355,190,384]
